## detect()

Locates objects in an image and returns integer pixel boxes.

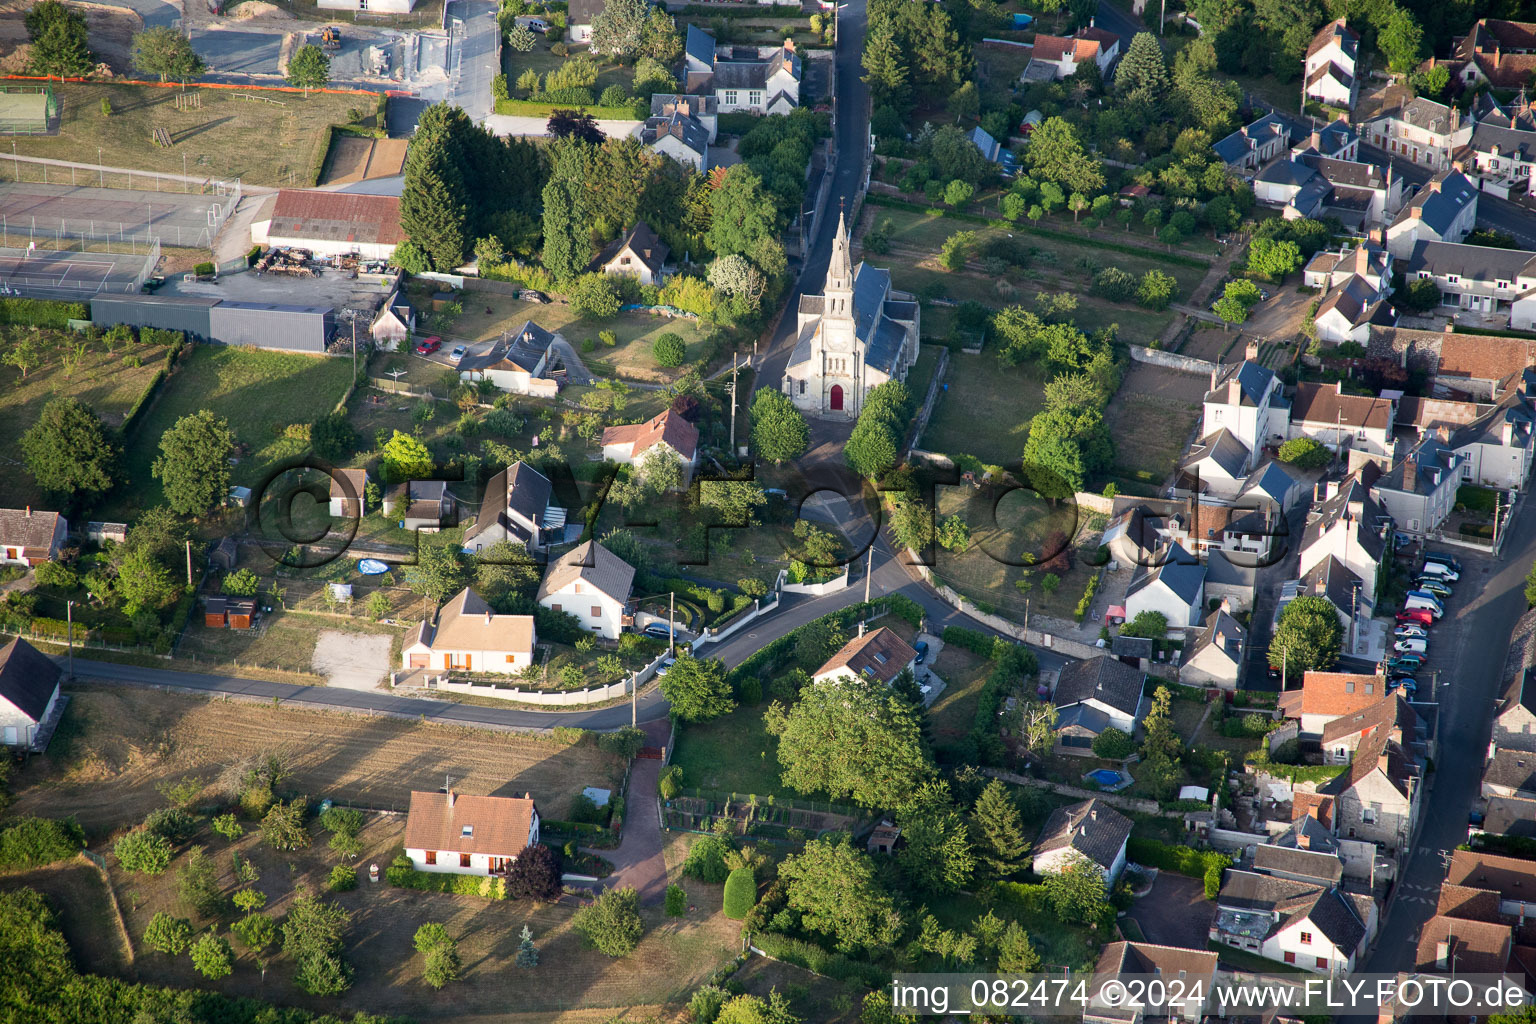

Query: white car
[448,345,468,366]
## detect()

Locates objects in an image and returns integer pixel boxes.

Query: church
[782,213,920,420]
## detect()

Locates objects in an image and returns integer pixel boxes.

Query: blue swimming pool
[1088,769,1123,786]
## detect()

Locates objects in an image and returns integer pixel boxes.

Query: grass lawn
[175,608,402,677]
[0,333,174,508]
[2,84,373,188]
[1100,363,1205,495]
[920,349,1045,466]
[927,889,1104,972]
[0,861,131,976]
[502,40,638,98]
[670,704,795,801]
[107,345,355,520]
[927,643,991,754]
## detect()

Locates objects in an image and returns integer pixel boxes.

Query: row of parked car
[1387,551,1463,699]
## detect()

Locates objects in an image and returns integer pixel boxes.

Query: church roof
[786,319,818,368]
[867,315,909,374]
[852,262,891,349]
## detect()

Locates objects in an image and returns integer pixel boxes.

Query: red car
[415,335,443,356]
[1396,609,1433,626]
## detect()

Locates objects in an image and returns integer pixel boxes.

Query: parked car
[914,640,930,664]
[415,335,442,355]
[1396,609,1434,626]
[1419,562,1460,582]
[1423,551,1463,573]
[1404,592,1445,617]
[1386,657,1423,673]
[655,657,675,677]
[1394,624,1428,639]
[1395,637,1428,654]
[1414,578,1453,598]
[1389,678,1419,697]
[449,345,468,365]
[643,622,672,640]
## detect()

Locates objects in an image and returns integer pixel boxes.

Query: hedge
[722,867,756,919]
[0,297,87,328]
[541,819,618,847]
[1126,837,1229,899]
[385,856,509,899]
[672,3,802,15]
[749,931,888,987]
[941,625,995,657]
[994,881,1050,912]
[492,98,644,120]
[0,817,86,871]
[118,332,187,440]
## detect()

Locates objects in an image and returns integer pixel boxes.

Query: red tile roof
[601,409,700,462]
[813,627,918,685]
[403,790,537,858]
[1295,671,1388,717]
[1291,382,1395,432]
[1437,332,1536,384]
[268,189,404,247]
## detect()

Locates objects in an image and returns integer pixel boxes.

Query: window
[1345,681,1354,693]
[1365,682,1374,694]
[591,606,601,618]
[460,853,472,867]
[1316,956,1329,968]
[798,380,806,394]
[1300,931,1313,945]
[425,850,436,865]
[749,91,762,106]
[506,655,517,663]
[574,583,582,593]
[1284,951,1296,964]
[723,90,738,105]
[462,825,474,837]
[1362,806,1378,824]
[551,603,562,612]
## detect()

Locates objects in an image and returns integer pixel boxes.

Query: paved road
[1093,0,1145,49]
[1363,501,1536,974]
[448,0,500,126]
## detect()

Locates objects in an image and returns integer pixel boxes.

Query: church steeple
[825,210,853,318]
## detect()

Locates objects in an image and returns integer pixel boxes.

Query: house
[1176,428,1251,499]
[1293,554,1374,637]
[1484,747,1536,799]
[810,627,918,686]
[1304,18,1360,109]
[867,820,900,855]
[383,480,456,532]
[1180,607,1247,689]
[1361,97,1473,171]
[1200,348,1288,473]
[251,190,403,260]
[1292,119,1359,162]
[783,213,921,420]
[684,25,801,115]
[1210,869,1375,972]
[1032,798,1133,886]
[0,638,62,748]
[643,109,710,172]
[1447,391,1536,490]
[1370,434,1463,537]
[1110,635,1153,671]
[1052,656,1146,752]
[536,540,635,640]
[402,587,536,674]
[317,0,415,12]
[1204,550,1259,613]
[1283,671,1391,739]
[1303,243,1393,293]
[1446,849,1536,919]
[0,507,66,567]
[204,596,255,630]
[1124,543,1205,628]
[1315,727,1419,852]
[462,462,562,555]
[1482,795,1536,838]
[1312,273,1398,344]
[1087,943,1220,1023]
[1432,329,1536,397]
[1319,692,1417,765]
[403,789,540,876]
[1413,914,1514,978]
[1405,240,1536,318]
[1251,843,1345,886]
[1288,382,1396,456]
[1469,119,1536,192]
[650,94,718,142]
[566,0,600,43]
[1214,112,1298,173]
[371,289,415,351]
[593,222,670,288]
[1441,19,1536,90]
[1240,460,1307,512]
[1027,26,1120,79]
[328,468,369,519]
[969,126,1017,174]
[1254,154,1401,229]
[601,408,700,485]
[458,321,561,398]
[1297,475,1391,601]
[1385,168,1480,258]
[1495,665,1536,754]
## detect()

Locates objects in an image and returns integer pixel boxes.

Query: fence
[780,568,849,596]
[399,651,670,707]
[128,236,161,293]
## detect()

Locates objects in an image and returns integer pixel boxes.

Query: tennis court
[0,181,234,249]
[0,87,55,135]
[0,247,151,297]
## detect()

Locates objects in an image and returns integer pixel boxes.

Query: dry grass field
[1103,362,1207,495]
[11,687,625,828]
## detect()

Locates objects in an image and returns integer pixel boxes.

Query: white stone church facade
[782,214,920,420]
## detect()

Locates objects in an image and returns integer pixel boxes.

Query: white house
[402,587,537,674]
[371,289,415,351]
[1211,869,1375,973]
[1177,428,1251,500]
[1304,18,1360,109]
[1292,554,1374,639]
[567,0,599,44]
[0,638,62,749]
[601,409,700,486]
[382,480,455,533]
[318,0,414,12]
[458,321,561,397]
[1369,435,1462,537]
[1385,168,1480,258]
[1313,274,1398,344]
[1214,112,1298,173]
[1288,381,1396,457]
[1180,607,1246,689]
[643,110,710,172]
[684,25,801,115]
[327,468,369,519]
[811,627,918,686]
[251,190,402,261]
[1319,692,1417,765]
[1200,347,1288,473]
[1362,97,1472,170]
[1032,799,1132,887]
[1090,943,1221,1022]
[593,222,670,288]
[1027,26,1121,79]
[651,94,718,142]
[1304,244,1392,292]
[0,507,66,567]
[1470,120,1536,191]
[1298,476,1391,601]
[403,789,539,876]
[1052,656,1146,752]
[536,540,635,640]
[1124,543,1206,628]
[1254,154,1400,229]
[1448,393,1536,490]
[462,461,562,554]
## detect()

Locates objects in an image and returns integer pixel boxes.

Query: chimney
[1246,340,1260,361]
[1430,177,1443,193]
[1335,380,1344,394]
[1505,417,1516,445]
[1437,424,1451,442]
[24,507,30,517]
[1436,941,1450,969]
[1298,832,1311,849]
[485,611,493,625]
[525,792,532,799]
[447,789,456,809]
[783,36,794,53]
[1410,205,1422,220]
[1228,380,1242,404]
[1403,457,1417,492]
[1211,361,1221,391]
[1090,808,1098,820]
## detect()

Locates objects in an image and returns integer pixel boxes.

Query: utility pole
[1281,645,1287,690]
[631,670,637,728]
[727,351,739,455]
[185,539,193,586]
[1494,490,1503,552]
[351,316,358,384]
[668,591,675,656]
[66,600,74,681]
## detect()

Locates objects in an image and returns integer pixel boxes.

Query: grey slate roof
[650,93,717,118]
[1392,169,1478,234]
[1471,121,1536,162]
[1484,795,1536,837]
[1256,159,1318,187]
[1110,635,1154,660]
[1126,543,1205,607]
[0,637,59,722]
[1241,461,1299,507]
[1203,549,1257,590]
[1302,477,1389,564]
[644,112,709,157]
[461,320,556,375]
[1213,112,1296,164]
[1181,428,1251,480]
[1253,843,1344,884]
[1208,360,1277,408]
[1185,607,1246,666]
[1485,748,1536,795]
[865,315,909,375]
[685,23,714,66]
[1375,436,1459,497]
[1300,554,1366,616]
[1408,239,1536,285]
[1035,799,1133,872]
[1053,655,1146,719]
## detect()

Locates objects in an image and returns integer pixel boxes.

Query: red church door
[829,384,843,410]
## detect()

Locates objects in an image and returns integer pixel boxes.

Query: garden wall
[907,557,1103,661]
[781,568,850,596]
[1129,344,1217,376]
[400,652,670,706]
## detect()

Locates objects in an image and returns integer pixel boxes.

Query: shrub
[144,808,197,843]
[0,817,85,870]
[665,883,687,917]
[504,843,561,900]
[211,814,243,841]
[1125,837,1229,900]
[190,932,234,980]
[232,913,277,952]
[722,867,756,919]
[1091,728,1135,760]
[681,834,731,883]
[114,829,174,875]
[653,333,686,367]
[328,865,359,892]
[659,764,683,800]
[261,799,309,851]
[387,855,510,900]
[143,912,193,955]
[572,886,642,957]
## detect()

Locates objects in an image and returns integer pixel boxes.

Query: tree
[971,779,1029,879]
[116,546,180,614]
[793,615,846,671]
[515,924,540,967]
[3,333,43,380]
[548,108,604,144]
[1023,403,1112,496]
[153,410,234,516]
[641,7,681,61]
[573,885,643,957]
[947,81,979,123]
[1277,436,1331,469]
[1270,594,1343,682]
[653,333,687,367]
[21,397,117,504]
[1137,269,1178,310]
[764,678,934,808]
[399,104,471,272]
[505,843,561,900]
[1120,610,1168,639]
[862,24,909,106]
[506,24,536,50]
[144,912,193,955]
[1024,117,1104,194]
[1141,684,1182,762]
[287,44,332,95]
[939,229,977,270]
[937,515,970,552]
[309,413,357,463]
[1116,32,1169,100]
[898,781,975,894]
[404,544,470,604]
[1378,6,1424,73]
[542,145,592,282]
[777,836,902,954]
[570,273,622,318]
[997,920,1042,972]
[706,166,779,261]
[260,799,310,851]
[381,430,434,483]
[131,26,206,82]
[750,389,809,463]
[282,887,352,995]
[722,866,756,919]
[190,932,234,980]
[1091,727,1135,759]
[1247,236,1303,280]
[659,653,735,722]
[115,829,173,875]
[1068,193,1089,222]
[25,1,93,78]
[222,569,260,598]
[177,846,224,917]
[232,913,276,953]
[414,922,461,989]
[591,0,649,55]
[1043,853,1111,925]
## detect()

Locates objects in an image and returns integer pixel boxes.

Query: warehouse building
[91,296,334,354]
[251,189,404,261]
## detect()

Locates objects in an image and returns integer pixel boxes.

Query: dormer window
[462,825,474,837]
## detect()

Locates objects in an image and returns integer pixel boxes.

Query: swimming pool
[1087,769,1123,786]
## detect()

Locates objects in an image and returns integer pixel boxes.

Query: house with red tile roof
[811,627,918,686]
[1282,671,1390,738]
[1436,19,1536,91]
[403,789,539,876]
[601,409,700,486]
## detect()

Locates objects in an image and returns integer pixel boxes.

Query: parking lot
[187,26,283,76]
[161,261,396,313]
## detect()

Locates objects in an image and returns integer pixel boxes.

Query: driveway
[1244,287,1312,345]
[1125,872,1214,949]
[592,757,667,904]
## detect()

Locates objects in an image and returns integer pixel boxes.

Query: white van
[1404,592,1444,617]
[1395,637,1428,655]
[1420,561,1460,582]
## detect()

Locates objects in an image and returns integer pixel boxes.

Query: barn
[91,296,334,354]
[251,190,404,261]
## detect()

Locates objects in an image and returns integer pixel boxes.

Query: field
[109,345,355,520]
[176,608,404,679]
[1101,363,1206,495]
[919,349,1045,467]
[0,83,374,188]
[0,332,174,507]
[11,687,625,828]
[926,643,992,755]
